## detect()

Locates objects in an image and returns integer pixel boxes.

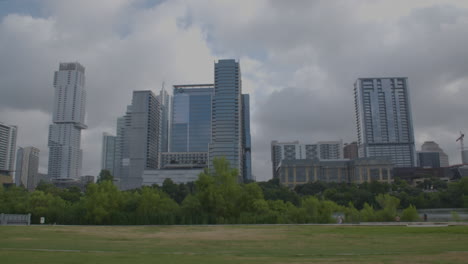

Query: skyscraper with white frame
[354,77,416,167]
[48,62,87,179]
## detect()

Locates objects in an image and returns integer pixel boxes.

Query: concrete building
[277,157,393,188]
[15,147,40,191]
[417,152,440,168]
[0,173,14,188]
[462,150,468,164]
[420,141,449,167]
[118,91,161,190]
[209,59,244,181]
[101,133,116,175]
[171,84,213,152]
[0,122,17,177]
[271,140,343,179]
[37,173,52,184]
[344,142,359,160]
[354,78,416,167]
[48,62,87,179]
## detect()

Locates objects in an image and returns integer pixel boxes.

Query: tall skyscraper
[354,78,416,167]
[119,90,161,190]
[420,141,449,167]
[48,62,87,179]
[15,147,40,190]
[101,133,116,175]
[209,59,244,181]
[0,122,17,177]
[171,84,214,152]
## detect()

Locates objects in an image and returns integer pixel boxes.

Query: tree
[401,205,419,221]
[375,194,400,221]
[135,187,179,224]
[83,181,122,224]
[195,157,242,223]
[97,170,113,183]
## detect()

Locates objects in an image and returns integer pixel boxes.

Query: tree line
[1,158,467,225]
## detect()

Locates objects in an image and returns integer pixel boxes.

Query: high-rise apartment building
[48,62,87,179]
[209,59,244,181]
[420,141,449,167]
[171,84,214,152]
[118,91,161,190]
[271,140,343,178]
[101,133,116,176]
[15,147,40,190]
[354,78,416,167]
[0,122,17,177]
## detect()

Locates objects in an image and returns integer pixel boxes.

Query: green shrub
[401,205,419,222]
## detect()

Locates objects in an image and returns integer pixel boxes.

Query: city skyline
[1,1,468,181]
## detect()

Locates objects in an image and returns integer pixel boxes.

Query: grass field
[1,224,468,263]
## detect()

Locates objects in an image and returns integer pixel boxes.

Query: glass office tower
[170,84,214,152]
[209,59,243,180]
[354,77,416,167]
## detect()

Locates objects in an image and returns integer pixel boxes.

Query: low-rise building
[271,140,343,179]
[142,168,203,186]
[276,157,393,187]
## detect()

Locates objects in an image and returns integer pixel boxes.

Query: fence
[0,213,31,225]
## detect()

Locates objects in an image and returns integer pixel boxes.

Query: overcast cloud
[0,0,467,181]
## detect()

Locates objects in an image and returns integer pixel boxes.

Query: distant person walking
[424,213,428,222]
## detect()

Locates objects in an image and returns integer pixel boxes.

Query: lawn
[1,224,468,263]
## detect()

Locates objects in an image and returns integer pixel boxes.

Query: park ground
[1,224,468,263]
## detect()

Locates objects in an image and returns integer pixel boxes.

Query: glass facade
[209,60,243,180]
[354,78,416,167]
[101,133,116,176]
[170,85,213,152]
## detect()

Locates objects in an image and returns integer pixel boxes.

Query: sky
[1,0,468,182]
